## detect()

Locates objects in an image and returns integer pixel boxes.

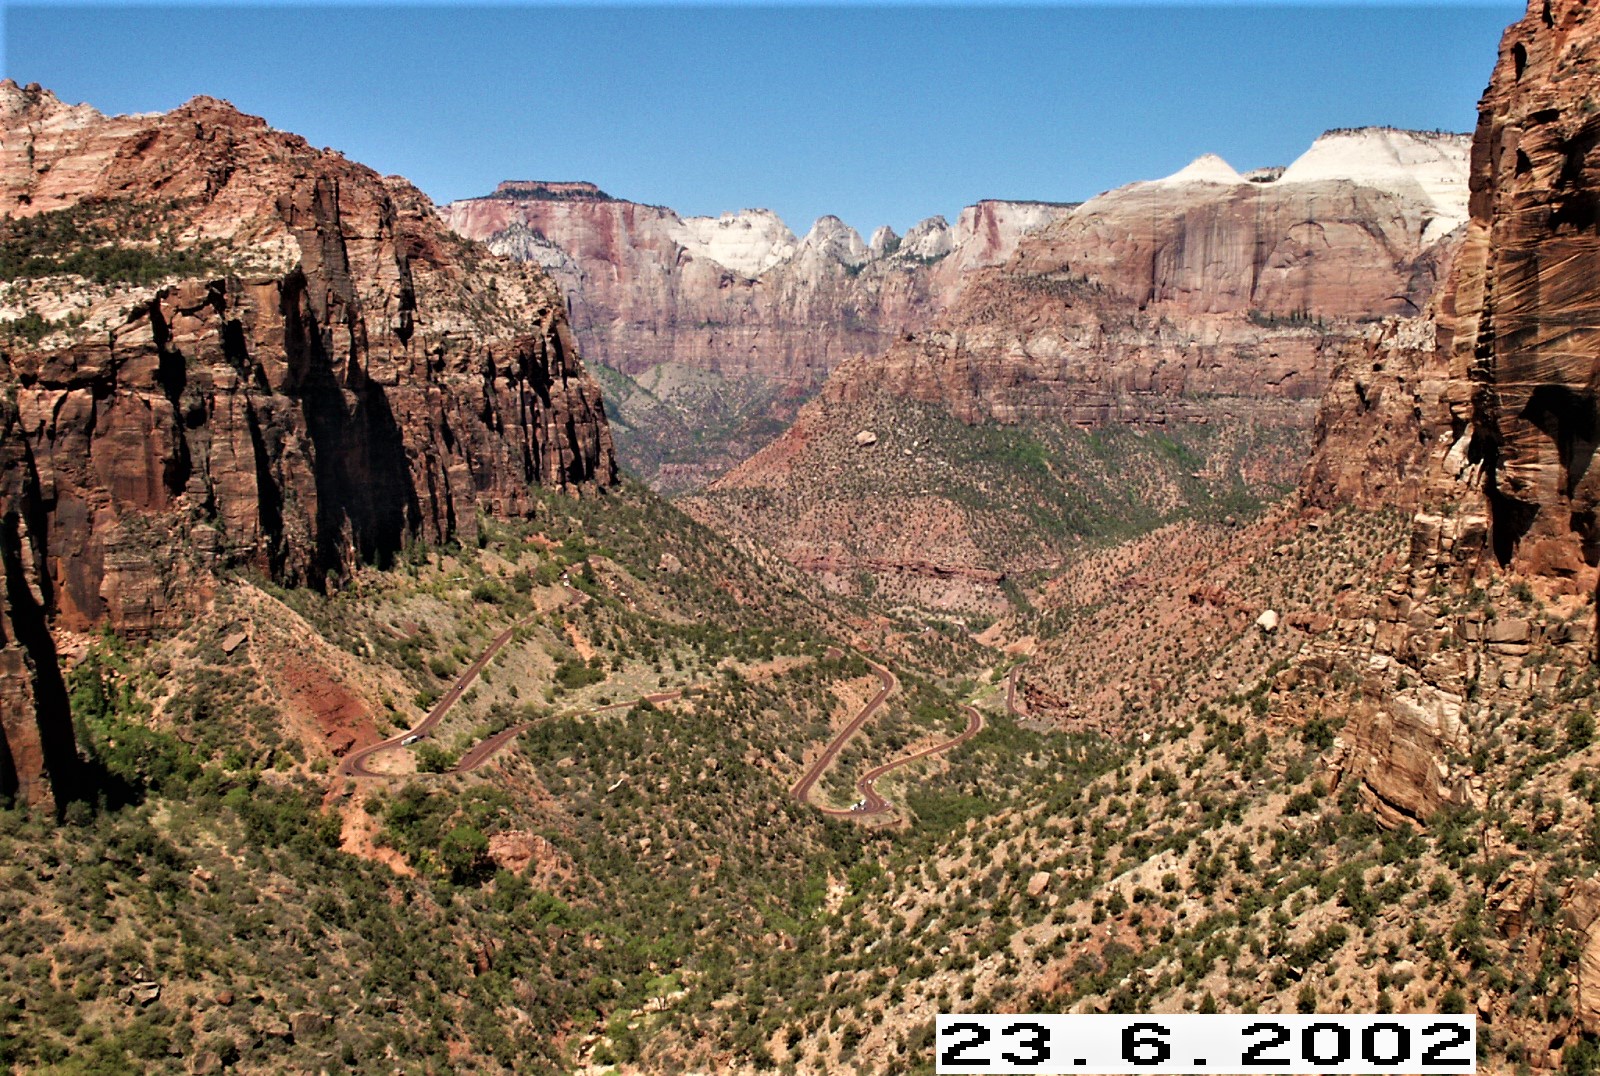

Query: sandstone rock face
[439,185,1075,486]
[1443,0,1600,586]
[1333,669,1474,827]
[0,82,616,806]
[694,132,1469,602]
[1305,0,1600,847]
[440,186,1070,386]
[1300,316,1456,510]
[824,129,1469,429]
[1565,878,1600,1032]
[1049,130,1468,320]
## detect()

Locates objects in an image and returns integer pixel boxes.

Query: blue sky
[5,3,1517,236]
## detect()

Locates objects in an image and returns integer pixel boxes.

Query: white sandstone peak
[869,225,900,259]
[669,209,798,278]
[1278,127,1471,240]
[799,215,869,266]
[950,201,1077,268]
[1151,153,1247,186]
[900,216,954,260]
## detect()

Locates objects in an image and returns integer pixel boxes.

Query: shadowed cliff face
[1442,0,1600,587]
[0,403,79,811]
[1293,0,1600,954]
[0,82,616,806]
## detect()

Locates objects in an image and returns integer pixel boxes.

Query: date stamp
[936,1014,1475,1074]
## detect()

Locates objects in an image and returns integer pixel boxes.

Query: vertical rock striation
[1444,0,1600,586]
[825,130,1470,428]
[440,186,1077,487]
[1299,11,1600,1014]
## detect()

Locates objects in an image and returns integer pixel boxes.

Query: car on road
[401,733,425,746]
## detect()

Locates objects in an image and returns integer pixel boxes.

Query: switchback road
[814,704,985,819]
[789,658,896,808]
[450,691,687,773]
[790,656,988,820]
[339,615,985,819]
[338,623,522,778]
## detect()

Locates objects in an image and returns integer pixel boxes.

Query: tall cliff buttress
[0,82,616,808]
[1292,0,1600,862]
[1445,0,1600,587]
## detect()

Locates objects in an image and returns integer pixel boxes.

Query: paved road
[789,658,897,808]
[815,704,985,819]
[790,655,987,819]
[450,691,687,773]
[338,623,523,778]
[339,620,982,815]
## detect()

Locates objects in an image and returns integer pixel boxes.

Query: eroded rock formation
[440,185,1070,387]
[691,130,1471,603]
[440,185,1075,486]
[0,82,615,807]
[1301,6,1600,988]
[1445,0,1600,585]
[1300,316,1454,511]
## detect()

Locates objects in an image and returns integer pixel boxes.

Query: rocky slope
[1302,0,1600,833]
[920,4,1600,1050]
[0,82,616,808]
[818,14,1600,1051]
[1370,0,1600,804]
[440,184,1074,487]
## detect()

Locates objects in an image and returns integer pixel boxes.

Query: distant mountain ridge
[443,127,1468,489]
[439,186,1077,488]
[686,126,1472,607]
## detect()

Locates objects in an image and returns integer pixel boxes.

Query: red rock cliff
[0,82,616,807]
[1443,0,1600,585]
[440,190,1070,389]
[1294,0,1600,859]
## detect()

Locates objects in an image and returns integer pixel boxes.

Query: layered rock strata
[1444,0,1600,584]
[0,82,616,807]
[441,186,1075,486]
[440,186,1072,388]
[694,130,1470,601]
[826,129,1470,427]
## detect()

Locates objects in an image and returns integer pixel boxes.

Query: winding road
[339,623,523,778]
[789,657,987,820]
[450,690,687,773]
[338,598,693,779]
[814,705,985,819]
[789,658,897,808]
[336,609,991,819]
